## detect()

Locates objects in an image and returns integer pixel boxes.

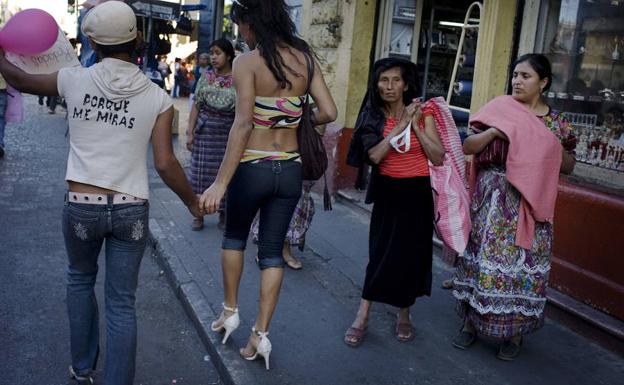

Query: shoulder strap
[302,52,314,98]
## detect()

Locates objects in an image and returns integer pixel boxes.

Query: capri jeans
[222,160,302,269]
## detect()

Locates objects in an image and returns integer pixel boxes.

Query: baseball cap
[81,1,137,45]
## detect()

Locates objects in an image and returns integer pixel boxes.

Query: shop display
[387,1,416,58]
[564,111,624,171]
[377,0,479,132]
[453,80,473,96]
[419,4,478,121]
[536,0,624,188]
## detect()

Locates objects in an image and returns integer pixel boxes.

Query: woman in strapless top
[199,0,337,371]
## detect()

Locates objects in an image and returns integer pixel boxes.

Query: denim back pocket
[112,202,149,243]
[63,203,102,242]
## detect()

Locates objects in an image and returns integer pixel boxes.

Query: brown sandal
[344,326,367,347]
[395,322,415,342]
[441,278,454,290]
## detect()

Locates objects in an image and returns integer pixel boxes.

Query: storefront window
[375,0,479,131]
[535,0,624,191]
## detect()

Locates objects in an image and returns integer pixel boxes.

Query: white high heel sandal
[241,327,272,370]
[210,303,240,344]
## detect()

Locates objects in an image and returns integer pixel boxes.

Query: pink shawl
[469,95,562,250]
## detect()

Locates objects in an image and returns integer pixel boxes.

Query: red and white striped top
[379,117,429,178]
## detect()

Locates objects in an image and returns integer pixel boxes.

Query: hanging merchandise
[453,80,473,96]
[154,34,171,55]
[175,12,193,35]
[459,53,475,67]
[155,20,175,35]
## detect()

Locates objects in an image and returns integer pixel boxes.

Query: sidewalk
[147,137,624,385]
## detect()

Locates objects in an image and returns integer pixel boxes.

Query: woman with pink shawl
[451,54,576,360]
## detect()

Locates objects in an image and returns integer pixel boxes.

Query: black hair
[512,53,553,92]
[209,38,235,66]
[230,0,314,89]
[95,39,137,58]
[369,58,421,114]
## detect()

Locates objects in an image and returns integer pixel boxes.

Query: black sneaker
[0,146,4,158]
[68,366,94,385]
[452,329,476,350]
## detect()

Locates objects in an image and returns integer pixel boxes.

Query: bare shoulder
[233,50,261,69]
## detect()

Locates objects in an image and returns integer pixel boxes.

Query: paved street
[153,104,624,385]
[1,95,623,385]
[0,96,220,385]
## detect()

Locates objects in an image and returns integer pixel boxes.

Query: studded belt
[67,191,147,205]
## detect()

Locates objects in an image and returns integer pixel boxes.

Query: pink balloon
[0,9,59,55]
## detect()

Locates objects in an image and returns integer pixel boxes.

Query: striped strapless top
[253,95,306,129]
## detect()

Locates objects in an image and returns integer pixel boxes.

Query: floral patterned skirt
[250,181,316,250]
[452,168,552,339]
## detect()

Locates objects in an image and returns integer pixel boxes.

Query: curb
[148,219,254,385]
[547,288,624,341]
[147,194,624,385]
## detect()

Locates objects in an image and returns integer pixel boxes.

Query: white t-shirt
[58,58,172,199]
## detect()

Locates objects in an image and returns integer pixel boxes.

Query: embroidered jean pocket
[113,204,149,243]
[63,205,101,242]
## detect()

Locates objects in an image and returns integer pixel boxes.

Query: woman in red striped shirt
[344,58,445,347]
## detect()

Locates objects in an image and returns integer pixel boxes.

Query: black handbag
[297,53,332,210]
[154,35,171,55]
[175,13,193,35]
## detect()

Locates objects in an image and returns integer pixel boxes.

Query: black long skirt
[362,175,433,308]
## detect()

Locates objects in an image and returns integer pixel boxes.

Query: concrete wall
[301,0,377,128]
[470,0,518,111]
[301,0,377,192]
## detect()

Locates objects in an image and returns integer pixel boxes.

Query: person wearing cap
[0,2,201,384]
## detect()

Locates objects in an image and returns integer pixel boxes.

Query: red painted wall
[551,181,624,320]
[335,127,358,190]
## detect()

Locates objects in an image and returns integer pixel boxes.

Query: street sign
[125,0,180,21]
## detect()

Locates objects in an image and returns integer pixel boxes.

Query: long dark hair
[348,58,421,186]
[209,38,235,66]
[231,0,314,89]
[512,53,553,92]
[369,57,421,115]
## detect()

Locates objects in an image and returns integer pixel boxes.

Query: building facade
[300,0,624,327]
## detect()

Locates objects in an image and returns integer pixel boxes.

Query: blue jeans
[0,89,7,149]
[62,195,149,385]
[172,78,180,98]
[46,95,58,112]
